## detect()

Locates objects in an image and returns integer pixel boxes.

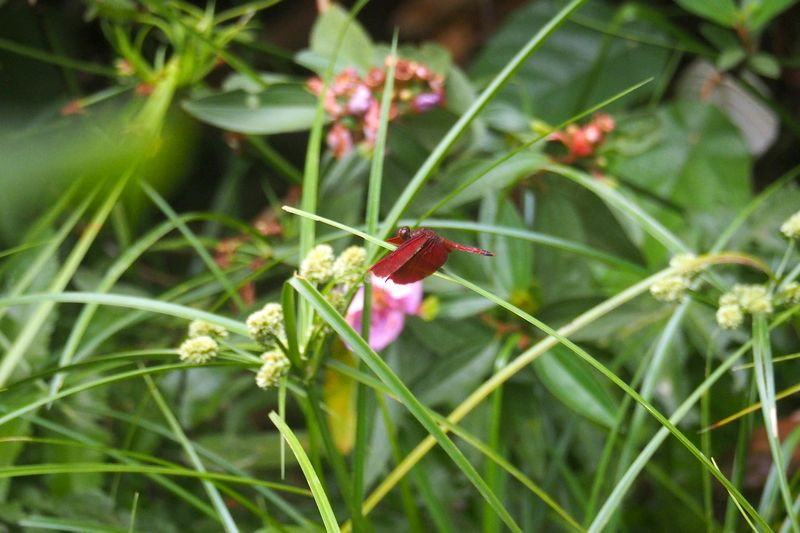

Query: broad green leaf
[608,100,750,224]
[675,0,738,27]
[470,0,671,124]
[181,85,318,134]
[533,345,618,428]
[307,3,374,74]
[744,0,799,31]
[748,53,781,79]
[716,47,746,70]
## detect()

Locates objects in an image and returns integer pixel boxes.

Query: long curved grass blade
[415,77,653,225]
[0,292,247,335]
[441,271,766,531]
[379,0,589,239]
[589,306,800,531]
[417,219,646,273]
[289,277,523,533]
[703,381,800,432]
[269,411,340,533]
[547,164,690,254]
[0,174,131,387]
[752,314,799,531]
[0,462,309,494]
[142,373,240,533]
[51,212,248,397]
[0,37,117,77]
[352,31,399,524]
[141,182,246,309]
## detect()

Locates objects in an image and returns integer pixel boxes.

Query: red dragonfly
[369,226,494,284]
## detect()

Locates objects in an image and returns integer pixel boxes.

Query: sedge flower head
[779,281,800,305]
[650,275,690,303]
[255,349,291,389]
[325,289,346,312]
[780,211,800,239]
[246,303,286,346]
[333,246,366,285]
[716,304,744,330]
[732,284,773,314]
[188,319,228,340]
[719,292,739,307]
[300,244,335,285]
[345,273,423,351]
[669,253,700,275]
[178,335,218,364]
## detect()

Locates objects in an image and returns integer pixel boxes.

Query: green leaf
[716,46,746,71]
[306,4,375,74]
[748,53,781,78]
[609,100,751,216]
[744,0,799,31]
[181,85,318,134]
[533,345,617,428]
[469,0,671,124]
[675,0,738,27]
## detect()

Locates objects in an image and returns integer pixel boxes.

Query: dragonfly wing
[387,238,450,284]
[369,234,429,279]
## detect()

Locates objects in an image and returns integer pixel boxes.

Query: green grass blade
[417,219,646,273]
[547,164,690,254]
[141,182,246,309]
[415,77,653,225]
[0,292,247,335]
[0,462,308,494]
[269,411,340,533]
[379,0,588,239]
[142,373,240,533]
[0,36,117,77]
[351,31,399,524]
[588,306,800,531]
[753,314,799,532]
[440,271,765,530]
[0,175,130,387]
[289,276,523,533]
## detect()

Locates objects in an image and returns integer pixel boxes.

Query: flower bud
[188,319,228,339]
[255,349,291,389]
[246,303,286,346]
[732,284,773,314]
[178,335,218,364]
[333,246,366,285]
[779,281,800,304]
[300,244,335,284]
[780,211,800,239]
[650,275,690,302]
[716,304,744,330]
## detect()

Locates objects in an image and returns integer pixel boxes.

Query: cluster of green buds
[780,210,800,240]
[177,320,228,364]
[300,243,368,312]
[716,284,773,330]
[300,244,367,287]
[246,302,291,389]
[650,253,703,303]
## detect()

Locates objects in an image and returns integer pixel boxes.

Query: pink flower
[345,274,423,351]
[346,84,373,115]
[410,91,444,113]
[327,123,354,159]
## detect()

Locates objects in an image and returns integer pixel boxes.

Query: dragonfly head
[397,226,412,241]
